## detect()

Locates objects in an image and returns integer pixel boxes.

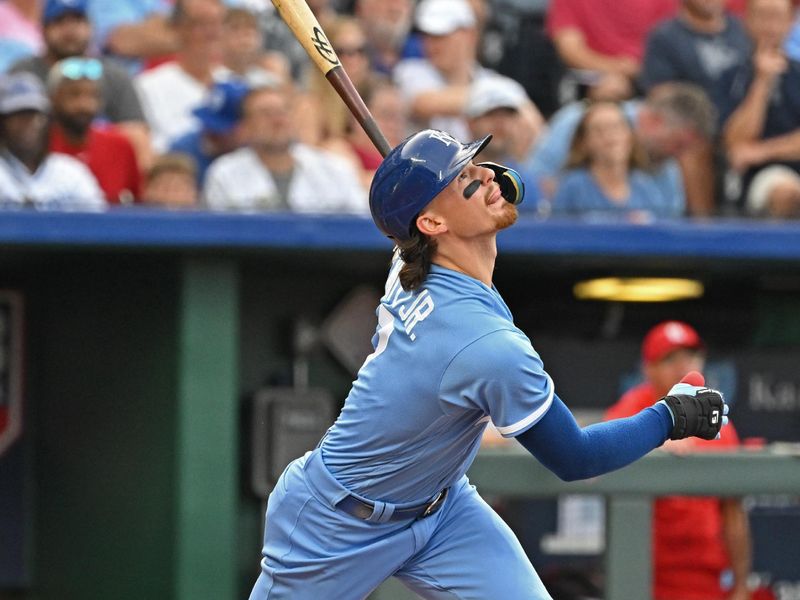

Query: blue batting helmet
[369,129,492,241]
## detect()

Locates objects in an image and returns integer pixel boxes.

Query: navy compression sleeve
[515,394,673,481]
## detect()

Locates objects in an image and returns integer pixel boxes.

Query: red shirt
[546,0,678,62]
[605,382,740,600]
[50,124,141,203]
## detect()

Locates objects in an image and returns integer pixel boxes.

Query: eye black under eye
[463,180,481,199]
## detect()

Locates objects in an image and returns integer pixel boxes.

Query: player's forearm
[515,394,671,481]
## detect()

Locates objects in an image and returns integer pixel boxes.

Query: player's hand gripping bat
[271,0,392,157]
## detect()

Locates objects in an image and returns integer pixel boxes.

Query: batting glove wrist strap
[661,389,724,440]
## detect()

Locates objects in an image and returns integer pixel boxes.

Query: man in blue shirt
[248,129,728,600]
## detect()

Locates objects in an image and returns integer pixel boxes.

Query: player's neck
[432,237,497,287]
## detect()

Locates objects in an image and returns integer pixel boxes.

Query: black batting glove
[658,382,728,440]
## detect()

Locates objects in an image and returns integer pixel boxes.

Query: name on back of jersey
[385,268,435,341]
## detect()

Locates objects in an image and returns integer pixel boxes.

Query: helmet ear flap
[476,162,525,206]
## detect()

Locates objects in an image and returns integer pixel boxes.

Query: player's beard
[493,202,518,231]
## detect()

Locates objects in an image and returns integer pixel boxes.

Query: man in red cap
[605,321,752,600]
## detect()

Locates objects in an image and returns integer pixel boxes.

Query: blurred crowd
[1,0,800,219]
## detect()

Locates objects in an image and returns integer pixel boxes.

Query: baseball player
[248,129,728,600]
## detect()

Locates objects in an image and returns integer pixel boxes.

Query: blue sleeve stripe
[495,373,555,437]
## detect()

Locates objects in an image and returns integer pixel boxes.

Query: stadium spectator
[322,81,408,189]
[605,321,751,600]
[353,0,423,76]
[219,7,290,86]
[464,75,545,214]
[10,0,152,169]
[87,0,178,70]
[0,72,104,209]
[47,58,141,203]
[203,85,368,212]
[721,0,800,215]
[640,0,751,107]
[0,0,44,73]
[637,0,748,214]
[142,152,199,207]
[296,16,385,146]
[551,101,680,220]
[531,82,718,216]
[134,0,227,153]
[546,0,677,101]
[168,79,249,186]
[393,0,500,142]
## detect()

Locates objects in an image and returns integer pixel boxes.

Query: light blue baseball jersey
[320,252,554,503]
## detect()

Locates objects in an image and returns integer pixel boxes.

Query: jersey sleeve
[439,328,554,437]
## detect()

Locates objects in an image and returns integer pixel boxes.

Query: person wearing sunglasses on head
[8,0,152,170]
[47,57,141,204]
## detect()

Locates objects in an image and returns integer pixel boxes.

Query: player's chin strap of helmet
[462,162,525,205]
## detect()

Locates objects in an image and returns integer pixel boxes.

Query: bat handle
[326,66,392,158]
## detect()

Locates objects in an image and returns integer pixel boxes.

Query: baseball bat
[271,0,392,157]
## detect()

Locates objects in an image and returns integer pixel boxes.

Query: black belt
[336,488,449,522]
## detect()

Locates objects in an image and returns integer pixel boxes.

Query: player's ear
[416,209,447,237]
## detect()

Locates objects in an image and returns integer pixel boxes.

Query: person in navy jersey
[248,129,728,599]
[640,0,751,106]
[721,0,800,214]
[552,101,682,220]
